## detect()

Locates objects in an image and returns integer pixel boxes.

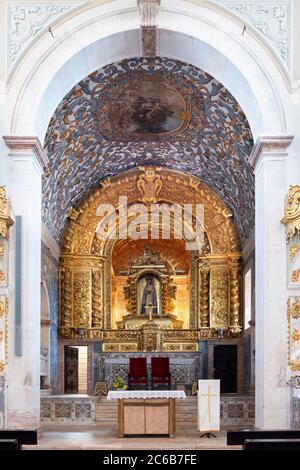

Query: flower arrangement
[113,377,128,390]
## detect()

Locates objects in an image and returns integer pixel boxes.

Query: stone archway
[1,0,294,431]
[6,0,287,141]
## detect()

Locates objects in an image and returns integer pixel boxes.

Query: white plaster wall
[255,151,289,428]
[6,154,42,429]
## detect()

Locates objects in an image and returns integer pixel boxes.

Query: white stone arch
[40,279,51,388]
[6,0,289,143]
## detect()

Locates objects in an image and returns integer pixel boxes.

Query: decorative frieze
[213,0,291,65]
[7,2,83,73]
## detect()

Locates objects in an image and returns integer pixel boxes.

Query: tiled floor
[24,425,242,450]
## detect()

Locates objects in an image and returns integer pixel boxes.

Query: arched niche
[59,167,242,351]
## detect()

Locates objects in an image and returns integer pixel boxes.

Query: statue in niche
[140,275,159,316]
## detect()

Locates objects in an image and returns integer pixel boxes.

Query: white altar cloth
[107,390,186,400]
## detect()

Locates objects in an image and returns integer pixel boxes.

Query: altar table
[107,390,186,437]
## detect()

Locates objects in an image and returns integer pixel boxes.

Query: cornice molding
[3,135,49,172]
[249,135,294,169]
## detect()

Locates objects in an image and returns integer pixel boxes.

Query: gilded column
[200,261,210,328]
[92,269,103,328]
[229,257,241,333]
[60,267,73,327]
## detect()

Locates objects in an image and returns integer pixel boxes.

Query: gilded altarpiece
[0,187,13,428]
[283,186,300,374]
[0,187,12,373]
[288,298,300,372]
[59,169,242,351]
[210,263,229,329]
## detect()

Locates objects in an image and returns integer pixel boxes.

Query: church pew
[227,430,300,445]
[0,430,37,449]
[0,439,19,450]
[244,439,300,450]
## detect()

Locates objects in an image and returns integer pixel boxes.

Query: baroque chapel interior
[1,0,300,451]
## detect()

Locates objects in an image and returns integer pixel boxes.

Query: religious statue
[141,275,158,315]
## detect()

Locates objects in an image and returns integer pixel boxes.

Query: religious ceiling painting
[110,75,191,137]
[58,168,242,352]
[43,57,254,245]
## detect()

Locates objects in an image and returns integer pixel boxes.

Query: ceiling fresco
[43,57,254,243]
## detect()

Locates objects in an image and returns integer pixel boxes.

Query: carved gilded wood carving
[59,168,242,348]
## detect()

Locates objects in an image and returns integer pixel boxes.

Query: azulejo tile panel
[41,397,96,424]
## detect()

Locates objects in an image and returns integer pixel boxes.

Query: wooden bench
[227,430,300,446]
[244,438,300,450]
[0,430,37,450]
[0,439,19,450]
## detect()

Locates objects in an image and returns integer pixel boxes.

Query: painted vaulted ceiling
[43,57,254,244]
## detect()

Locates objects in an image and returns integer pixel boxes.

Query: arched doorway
[40,282,51,392]
[1,1,293,431]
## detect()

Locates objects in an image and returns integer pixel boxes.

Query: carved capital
[249,135,294,170]
[138,1,161,57]
[138,0,161,28]
[3,136,49,172]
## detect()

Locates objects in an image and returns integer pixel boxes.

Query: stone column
[3,136,48,429]
[250,136,293,429]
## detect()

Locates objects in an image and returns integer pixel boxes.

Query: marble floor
[23,425,242,450]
